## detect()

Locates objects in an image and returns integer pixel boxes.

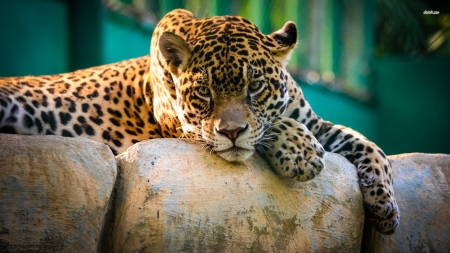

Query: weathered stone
[104,139,364,253]
[362,153,450,253]
[0,134,117,252]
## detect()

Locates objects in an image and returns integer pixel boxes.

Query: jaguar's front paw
[259,118,325,182]
[358,156,400,234]
[368,200,400,235]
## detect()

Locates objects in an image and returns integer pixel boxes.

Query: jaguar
[0,9,399,234]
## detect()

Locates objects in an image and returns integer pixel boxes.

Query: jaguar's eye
[195,86,211,99]
[248,81,264,94]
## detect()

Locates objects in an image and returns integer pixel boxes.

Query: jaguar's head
[158,14,297,162]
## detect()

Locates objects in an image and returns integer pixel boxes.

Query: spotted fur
[0,9,398,234]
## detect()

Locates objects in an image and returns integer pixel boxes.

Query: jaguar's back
[0,57,161,155]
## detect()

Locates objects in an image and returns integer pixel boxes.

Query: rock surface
[1,134,449,253]
[361,153,450,253]
[0,134,117,252]
[103,139,365,253]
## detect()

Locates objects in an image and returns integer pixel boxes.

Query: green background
[1,0,449,155]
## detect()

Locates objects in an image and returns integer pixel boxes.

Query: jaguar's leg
[280,76,400,234]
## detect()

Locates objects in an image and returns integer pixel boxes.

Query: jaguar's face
[177,58,290,161]
[157,17,297,162]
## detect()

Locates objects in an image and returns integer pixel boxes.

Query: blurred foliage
[105,0,450,57]
[375,0,450,57]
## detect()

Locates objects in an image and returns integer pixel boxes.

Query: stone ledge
[103,138,364,253]
[1,134,449,252]
[0,134,117,252]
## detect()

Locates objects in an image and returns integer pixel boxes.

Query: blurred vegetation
[375,0,450,57]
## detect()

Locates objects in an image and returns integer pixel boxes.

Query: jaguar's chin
[215,147,254,162]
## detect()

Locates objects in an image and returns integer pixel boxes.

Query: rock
[362,153,450,253]
[4,134,446,253]
[103,139,364,253]
[0,134,117,252]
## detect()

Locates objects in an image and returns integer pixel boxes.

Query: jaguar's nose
[216,124,248,143]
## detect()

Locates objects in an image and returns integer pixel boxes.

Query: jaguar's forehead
[183,17,278,83]
[189,62,253,95]
[187,51,268,93]
[181,17,274,59]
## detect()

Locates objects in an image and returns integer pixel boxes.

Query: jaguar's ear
[268,21,297,66]
[159,32,191,76]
